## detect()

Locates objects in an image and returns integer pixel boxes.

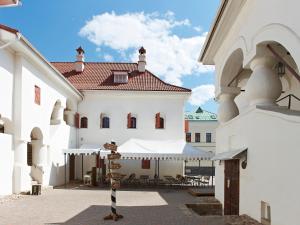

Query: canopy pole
[81,154,83,181]
[98,152,101,186]
[158,159,160,178]
[198,160,201,175]
[154,159,157,178]
[64,153,67,188]
[211,160,214,187]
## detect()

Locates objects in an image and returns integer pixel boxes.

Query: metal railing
[276,94,300,109]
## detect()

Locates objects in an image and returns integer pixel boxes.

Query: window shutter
[184,120,189,133]
[127,113,131,128]
[75,113,80,128]
[100,113,103,128]
[34,85,41,105]
[155,113,160,129]
[142,159,150,169]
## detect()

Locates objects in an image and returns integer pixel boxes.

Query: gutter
[0,32,21,49]
[199,0,228,63]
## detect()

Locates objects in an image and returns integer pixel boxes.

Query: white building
[0,24,82,195]
[52,47,191,179]
[200,1,300,224]
[185,107,217,153]
[184,107,218,171]
[0,24,191,195]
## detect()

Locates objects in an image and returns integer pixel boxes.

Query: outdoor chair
[139,175,149,186]
[202,176,210,186]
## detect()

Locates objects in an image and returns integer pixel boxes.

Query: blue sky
[0,0,220,113]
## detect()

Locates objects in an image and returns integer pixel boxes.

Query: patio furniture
[84,174,92,185]
[139,175,149,186]
[202,176,210,186]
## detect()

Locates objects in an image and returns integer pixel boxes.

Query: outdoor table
[140,175,149,185]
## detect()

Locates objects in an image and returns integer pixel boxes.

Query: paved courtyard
[0,187,261,225]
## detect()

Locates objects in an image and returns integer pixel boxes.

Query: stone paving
[0,186,261,225]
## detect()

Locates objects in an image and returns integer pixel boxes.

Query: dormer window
[113,71,128,83]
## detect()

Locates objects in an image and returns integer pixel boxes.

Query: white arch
[246,23,300,70]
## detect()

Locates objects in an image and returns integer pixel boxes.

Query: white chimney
[75,46,85,72]
[138,46,146,72]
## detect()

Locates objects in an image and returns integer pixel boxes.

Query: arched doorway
[28,127,45,184]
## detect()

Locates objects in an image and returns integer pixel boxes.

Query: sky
[0,0,220,113]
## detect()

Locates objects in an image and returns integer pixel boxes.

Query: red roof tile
[0,24,18,34]
[51,62,191,92]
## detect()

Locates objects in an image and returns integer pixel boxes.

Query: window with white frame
[113,71,128,83]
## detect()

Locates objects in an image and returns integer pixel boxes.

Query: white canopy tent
[62,144,102,186]
[62,144,102,155]
[100,139,213,160]
[62,140,215,186]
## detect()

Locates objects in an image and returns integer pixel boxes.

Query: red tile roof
[51,62,191,92]
[0,24,19,34]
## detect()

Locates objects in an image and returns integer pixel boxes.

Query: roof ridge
[51,61,137,64]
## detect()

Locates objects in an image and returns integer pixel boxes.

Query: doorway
[224,159,239,215]
[69,154,75,181]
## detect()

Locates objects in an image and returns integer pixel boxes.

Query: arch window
[81,117,88,128]
[127,113,137,129]
[155,113,165,129]
[102,116,110,128]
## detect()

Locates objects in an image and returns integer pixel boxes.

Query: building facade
[52,49,191,179]
[185,107,217,153]
[0,24,191,195]
[200,1,300,224]
[184,107,217,171]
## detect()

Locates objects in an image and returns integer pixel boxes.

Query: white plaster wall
[0,48,14,123]
[78,91,187,146]
[216,107,300,225]
[0,134,13,195]
[12,54,79,192]
[214,0,300,96]
[207,2,300,223]
[48,125,77,186]
[75,91,188,180]
[187,120,217,151]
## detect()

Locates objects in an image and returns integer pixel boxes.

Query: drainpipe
[0,32,21,50]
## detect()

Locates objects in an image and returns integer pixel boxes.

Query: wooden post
[103,142,123,221]
[64,153,67,188]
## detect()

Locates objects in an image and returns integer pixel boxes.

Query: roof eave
[198,0,229,64]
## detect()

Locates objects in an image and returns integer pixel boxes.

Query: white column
[51,105,65,125]
[13,139,30,193]
[64,110,75,126]
[217,87,240,123]
[245,57,282,106]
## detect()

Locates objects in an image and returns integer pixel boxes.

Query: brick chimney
[138,46,146,73]
[75,46,85,72]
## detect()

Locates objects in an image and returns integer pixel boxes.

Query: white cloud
[103,54,114,61]
[193,26,202,32]
[79,11,214,86]
[189,84,215,106]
